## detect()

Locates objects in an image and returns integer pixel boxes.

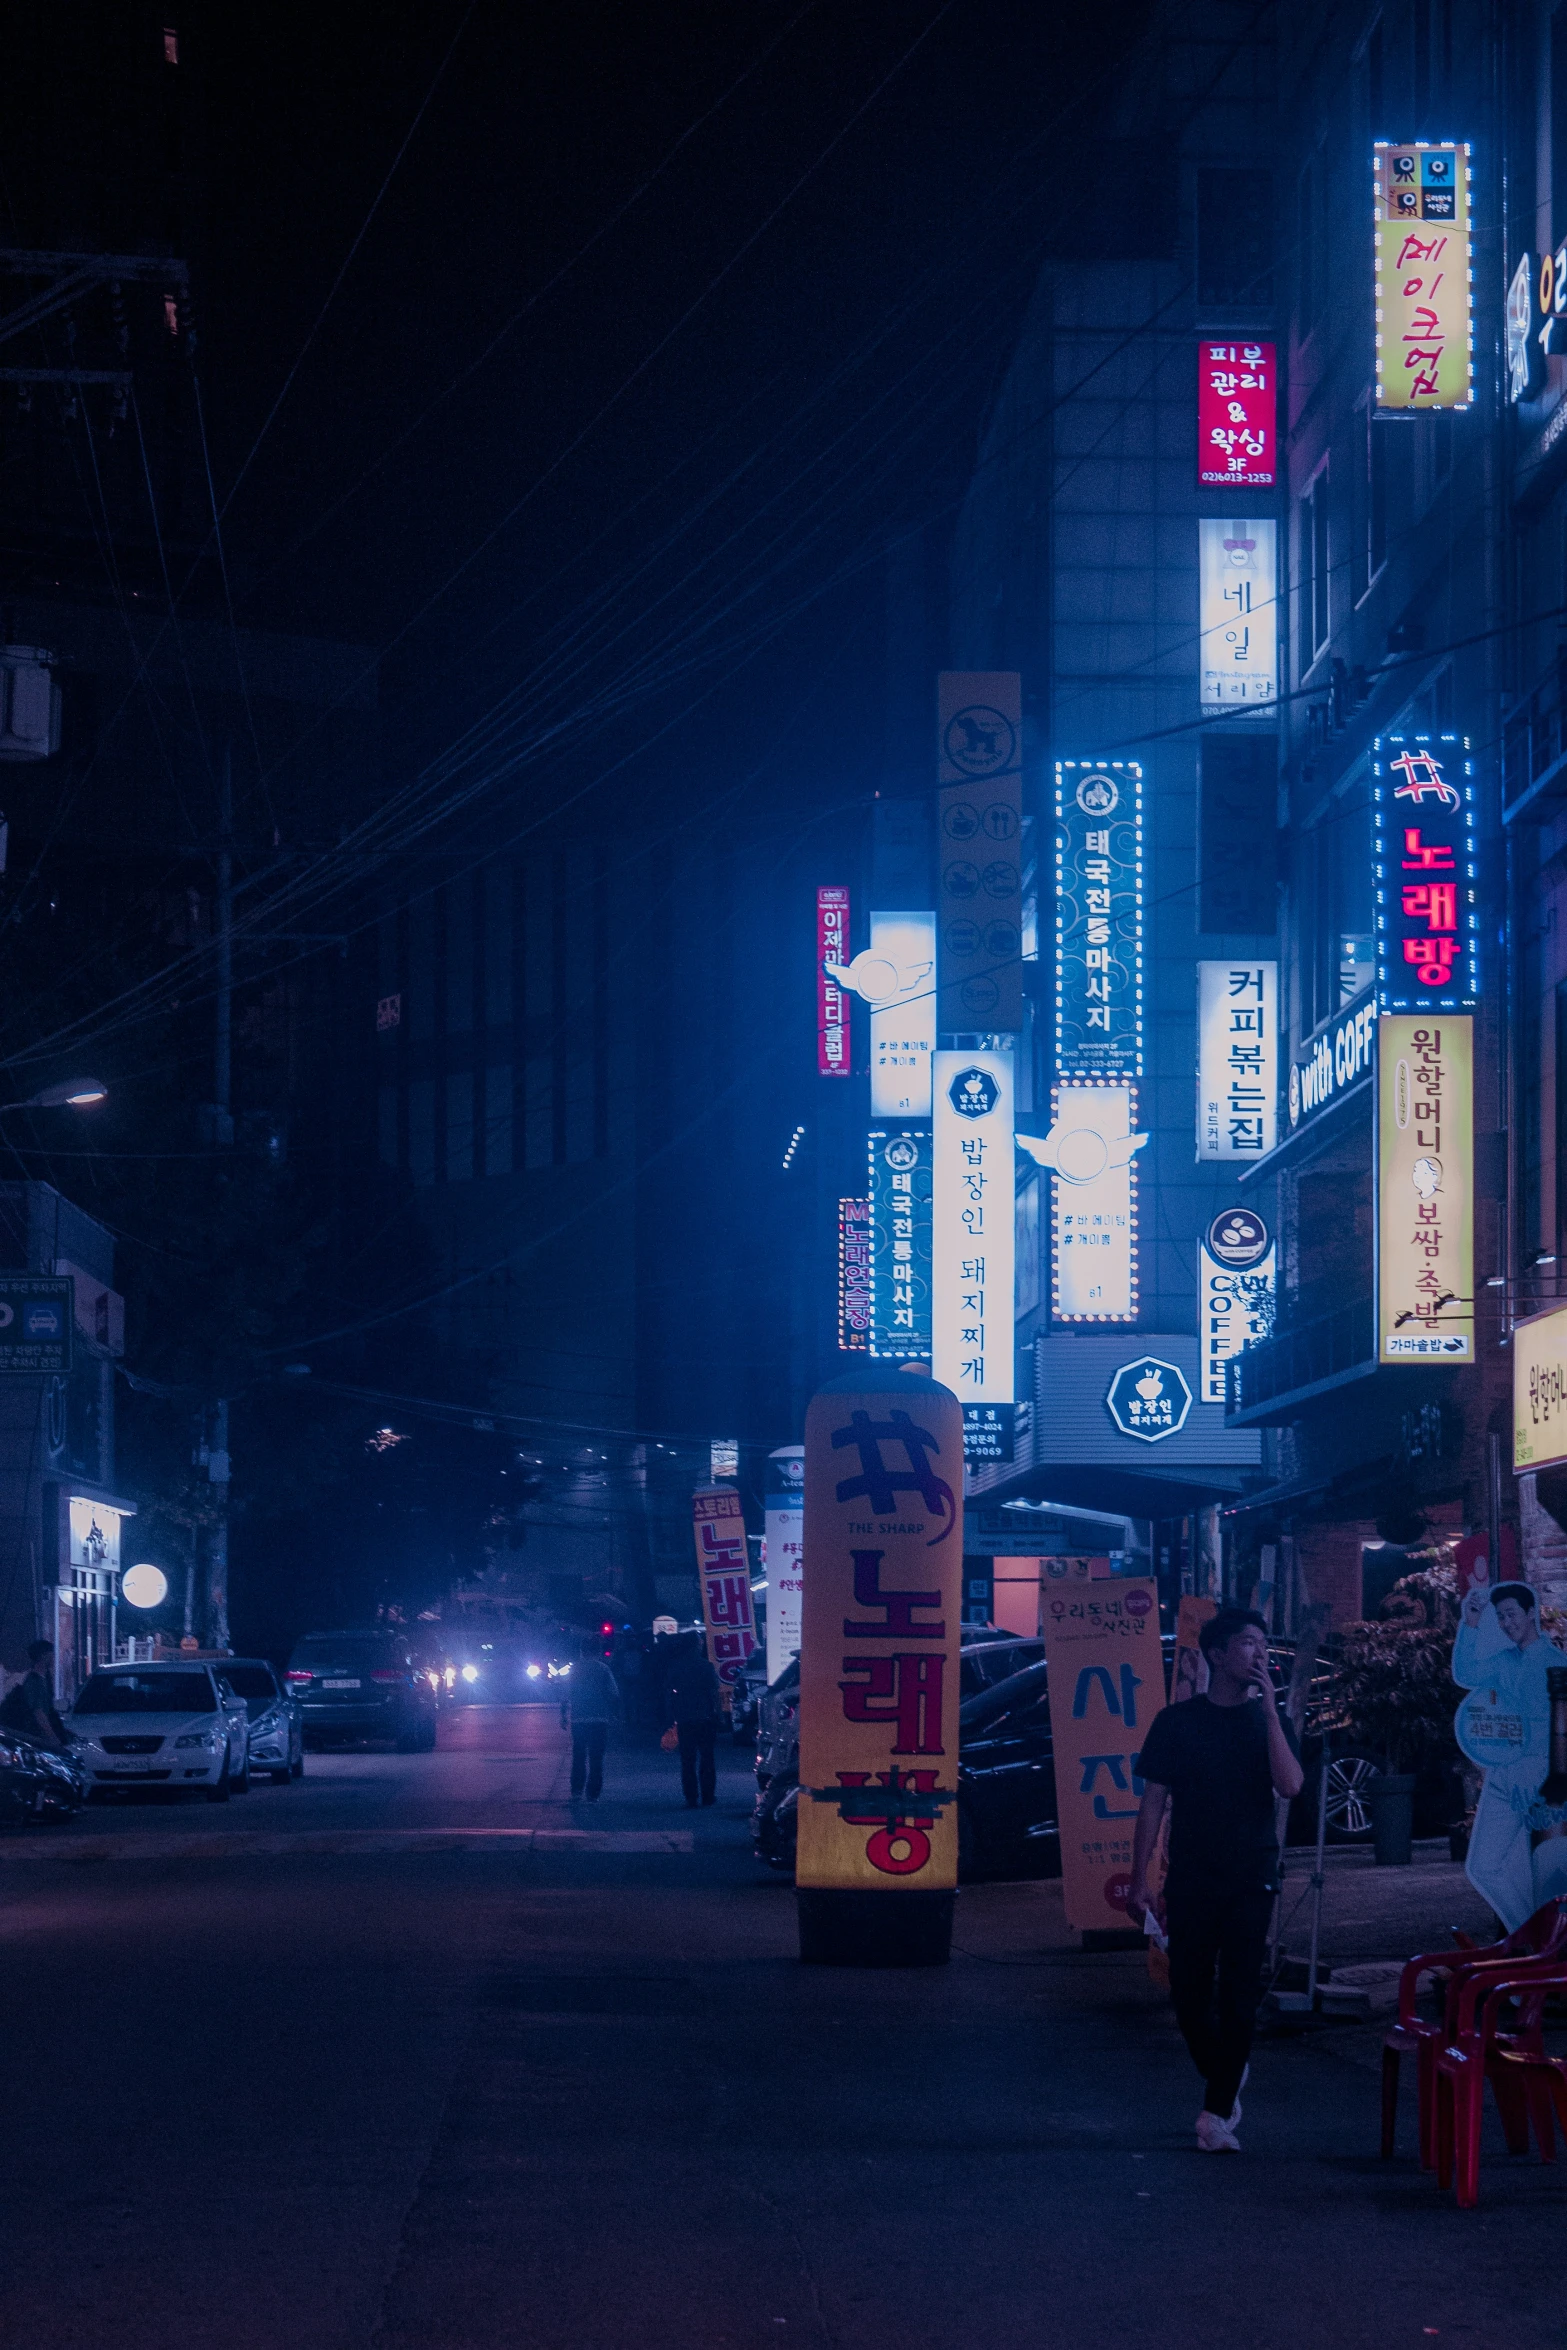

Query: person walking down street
[664,1635,722,1809]
[561,1636,620,1802]
[0,1640,73,1749]
[1125,1607,1303,2155]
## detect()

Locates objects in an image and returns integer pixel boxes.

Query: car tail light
[370,1669,405,1684]
[286,1671,312,1684]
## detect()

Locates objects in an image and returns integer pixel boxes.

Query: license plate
[321,1678,360,1690]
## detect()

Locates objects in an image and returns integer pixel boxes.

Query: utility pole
[206,747,233,1649]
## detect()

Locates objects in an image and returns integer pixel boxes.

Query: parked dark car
[0,1728,87,1826]
[286,1630,439,1752]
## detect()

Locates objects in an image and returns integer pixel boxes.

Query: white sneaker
[1196,2109,1242,2153]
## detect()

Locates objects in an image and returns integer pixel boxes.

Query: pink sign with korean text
[1198,341,1274,487]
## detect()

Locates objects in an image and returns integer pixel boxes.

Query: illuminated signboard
[691,1484,759,1708]
[1055,760,1143,1079]
[1514,1302,1567,1471]
[1376,1015,1474,1362]
[932,1048,1015,1406]
[1198,340,1276,487]
[1373,142,1474,413]
[867,911,935,1117]
[868,1129,932,1358]
[937,671,1022,1033]
[1287,986,1377,1132]
[817,887,850,1075]
[1196,960,1278,1161]
[764,1446,805,1684]
[1199,1206,1275,1404]
[1026,1080,1146,1323]
[1372,733,1479,1011]
[1198,520,1277,711]
[838,1196,871,1351]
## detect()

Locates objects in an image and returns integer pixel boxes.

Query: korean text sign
[1372,734,1479,1010]
[869,910,935,1118]
[1197,961,1277,1160]
[932,1049,1015,1406]
[1373,143,1474,412]
[1198,341,1275,487]
[1055,760,1144,1078]
[691,1486,758,1707]
[937,672,1022,1034]
[1039,1577,1161,1932]
[1513,1302,1567,1472]
[1377,1015,1474,1363]
[817,887,850,1076]
[1050,1081,1142,1322]
[868,1130,932,1358]
[765,1448,806,1684]
[797,1371,964,1893]
[838,1196,871,1351]
[1198,520,1277,711]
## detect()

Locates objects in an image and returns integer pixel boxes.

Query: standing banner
[937,672,1023,1035]
[797,1367,965,1964]
[691,1485,758,1713]
[1376,1015,1474,1361]
[817,887,851,1075]
[764,1446,805,1685]
[1039,1575,1161,1934]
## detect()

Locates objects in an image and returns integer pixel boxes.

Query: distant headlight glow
[525,1663,542,1679]
[460,1664,479,1684]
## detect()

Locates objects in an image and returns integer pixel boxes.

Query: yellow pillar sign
[797,1369,965,1919]
[1376,1014,1473,1363]
[1039,1576,1162,1934]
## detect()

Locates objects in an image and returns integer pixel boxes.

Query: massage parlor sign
[797,1370,965,1895]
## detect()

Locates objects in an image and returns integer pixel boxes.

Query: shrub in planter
[1327,1614,1461,1777]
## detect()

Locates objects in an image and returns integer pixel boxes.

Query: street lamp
[0,1077,108,1112]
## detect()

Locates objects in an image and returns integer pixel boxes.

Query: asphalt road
[3,1704,1560,2350]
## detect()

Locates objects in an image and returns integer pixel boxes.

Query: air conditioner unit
[0,648,60,760]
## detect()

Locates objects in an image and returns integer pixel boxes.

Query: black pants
[1164,1880,1274,2121]
[677,1719,716,1806]
[570,1723,607,1798]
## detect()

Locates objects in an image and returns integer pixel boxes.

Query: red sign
[818,887,850,1075]
[1198,341,1275,488]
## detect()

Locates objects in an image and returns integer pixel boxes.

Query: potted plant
[1327,1604,1462,1865]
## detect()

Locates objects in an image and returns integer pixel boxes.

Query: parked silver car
[217,1658,304,1784]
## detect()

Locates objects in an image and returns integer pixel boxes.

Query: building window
[1299,468,1330,677]
[1196,168,1274,309]
[1297,154,1326,338]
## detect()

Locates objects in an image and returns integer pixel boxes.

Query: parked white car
[216,1657,303,1784]
[68,1663,250,1800]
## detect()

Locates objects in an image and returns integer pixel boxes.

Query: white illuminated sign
[1198,519,1277,710]
[1055,761,1143,1078]
[764,1446,804,1684]
[838,910,934,1117]
[932,1048,1015,1404]
[1200,1205,1276,1403]
[1026,1081,1146,1323]
[1197,961,1278,1161]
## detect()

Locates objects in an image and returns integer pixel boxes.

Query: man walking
[664,1635,722,1809]
[1126,1606,1302,2153]
[561,1635,620,1801]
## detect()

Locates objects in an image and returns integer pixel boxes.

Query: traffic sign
[0,1276,73,1374]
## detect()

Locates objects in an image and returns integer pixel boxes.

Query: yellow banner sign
[1377,1014,1473,1363]
[1515,1301,1567,1471]
[797,1372,965,1893]
[1373,143,1473,412]
[1039,1576,1161,1933]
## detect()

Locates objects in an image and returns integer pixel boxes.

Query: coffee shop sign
[1288,995,1377,1131]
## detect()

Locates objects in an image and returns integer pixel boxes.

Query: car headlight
[250,1709,280,1736]
[460,1664,479,1684]
[526,1663,542,1679]
[174,1731,216,1750]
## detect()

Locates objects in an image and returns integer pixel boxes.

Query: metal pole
[1306,1731,1330,2007]
[207,747,232,1649]
[1488,1429,1502,1581]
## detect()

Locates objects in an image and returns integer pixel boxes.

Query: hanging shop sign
[1513,1302,1567,1473]
[1376,1015,1474,1362]
[1023,1080,1146,1323]
[1105,1356,1194,1443]
[1200,1207,1276,1404]
[691,1484,759,1710]
[1287,986,1377,1132]
[868,1129,933,1359]
[865,911,935,1117]
[1197,520,1277,711]
[1196,960,1278,1160]
[1198,340,1275,487]
[937,672,1023,1035]
[817,887,851,1075]
[1054,760,1144,1078]
[796,1368,964,1937]
[764,1446,806,1684]
[1372,734,1479,1011]
[838,1197,871,1351]
[1373,142,1474,413]
[1504,237,1567,406]
[0,1275,73,1375]
[1039,1575,1161,1932]
[932,1049,1015,1407]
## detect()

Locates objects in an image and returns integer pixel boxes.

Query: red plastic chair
[1431,1959,1567,2206]
[1381,1899,1567,2165]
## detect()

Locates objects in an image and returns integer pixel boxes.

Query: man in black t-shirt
[1126,1607,1303,2154]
